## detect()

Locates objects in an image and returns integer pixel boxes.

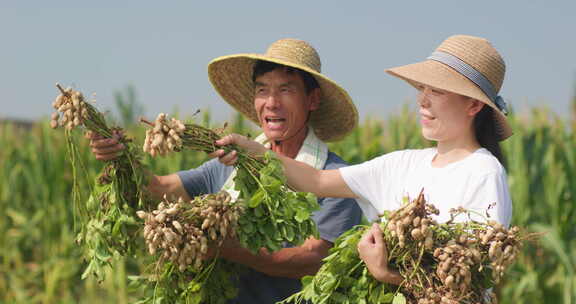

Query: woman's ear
[467,99,484,116]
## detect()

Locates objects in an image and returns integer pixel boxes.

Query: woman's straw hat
[208,38,358,142]
[387,35,512,141]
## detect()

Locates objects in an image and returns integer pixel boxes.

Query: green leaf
[111,216,124,237]
[301,275,313,287]
[285,225,295,242]
[259,221,276,237]
[94,245,112,262]
[295,208,310,223]
[265,235,281,252]
[241,221,254,234]
[306,192,320,209]
[190,282,202,292]
[239,233,250,249]
[392,293,406,304]
[248,189,265,208]
[5,209,27,226]
[380,292,395,302]
[274,228,282,241]
[330,291,348,303]
[283,200,296,218]
[261,174,281,190]
[81,260,96,280]
[254,206,264,217]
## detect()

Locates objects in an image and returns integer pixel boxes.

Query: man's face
[253,68,319,141]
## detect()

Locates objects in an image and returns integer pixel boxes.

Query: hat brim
[208,54,358,142]
[386,60,512,141]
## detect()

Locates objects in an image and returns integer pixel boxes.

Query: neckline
[427,147,486,170]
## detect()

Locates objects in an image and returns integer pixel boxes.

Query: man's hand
[357,223,403,285]
[203,234,242,260]
[85,130,125,161]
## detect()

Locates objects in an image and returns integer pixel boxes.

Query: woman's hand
[211,134,268,166]
[357,223,403,285]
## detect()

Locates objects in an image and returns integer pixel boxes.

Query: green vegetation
[0,101,574,303]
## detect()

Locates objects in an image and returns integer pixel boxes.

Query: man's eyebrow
[254,81,297,88]
[279,81,296,88]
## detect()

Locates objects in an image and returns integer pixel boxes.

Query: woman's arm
[214,134,357,199]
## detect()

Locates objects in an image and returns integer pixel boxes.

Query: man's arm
[216,180,361,279]
[87,131,191,201]
[219,237,331,279]
[148,173,192,201]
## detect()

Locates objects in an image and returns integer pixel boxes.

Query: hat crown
[435,35,506,93]
[265,38,322,73]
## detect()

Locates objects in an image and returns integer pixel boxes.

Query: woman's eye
[431,88,443,95]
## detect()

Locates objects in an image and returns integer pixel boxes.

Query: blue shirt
[177,152,362,303]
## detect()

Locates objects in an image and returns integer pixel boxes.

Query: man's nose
[265,92,281,108]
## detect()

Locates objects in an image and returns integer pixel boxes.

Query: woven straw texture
[386,35,512,141]
[208,38,358,142]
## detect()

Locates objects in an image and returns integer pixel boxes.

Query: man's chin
[262,130,286,141]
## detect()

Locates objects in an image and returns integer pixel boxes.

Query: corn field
[1,103,575,303]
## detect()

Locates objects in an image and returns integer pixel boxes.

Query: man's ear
[308,88,321,111]
[468,99,484,116]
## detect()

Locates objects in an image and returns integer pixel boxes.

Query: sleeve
[176,159,233,198]
[339,157,383,207]
[313,196,363,243]
[463,171,513,228]
[338,152,401,221]
[308,152,365,242]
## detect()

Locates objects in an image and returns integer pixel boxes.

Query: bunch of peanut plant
[50,84,151,281]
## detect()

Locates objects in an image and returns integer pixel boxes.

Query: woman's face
[416,84,482,142]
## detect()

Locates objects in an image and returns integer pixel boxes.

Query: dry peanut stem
[383,194,524,304]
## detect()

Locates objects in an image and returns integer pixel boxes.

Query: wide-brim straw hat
[386,35,512,141]
[208,38,358,142]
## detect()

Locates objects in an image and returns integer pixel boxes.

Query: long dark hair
[474,105,507,168]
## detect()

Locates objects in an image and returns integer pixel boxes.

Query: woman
[213,35,513,285]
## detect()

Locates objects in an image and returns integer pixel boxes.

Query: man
[89,38,362,303]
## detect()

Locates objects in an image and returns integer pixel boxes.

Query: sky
[1,1,575,124]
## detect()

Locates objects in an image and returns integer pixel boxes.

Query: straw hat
[208,38,358,142]
[386,35,512,141]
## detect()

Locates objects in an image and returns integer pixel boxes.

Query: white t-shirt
[339,148,512,227]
